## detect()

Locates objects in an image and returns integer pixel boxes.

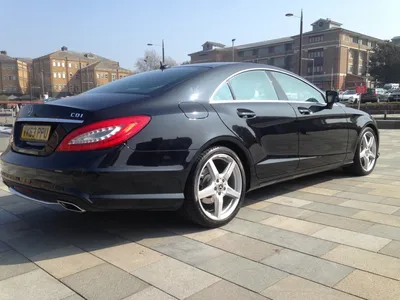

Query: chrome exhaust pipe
[57,200,86,213]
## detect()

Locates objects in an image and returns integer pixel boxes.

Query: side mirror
[326,90,338,108]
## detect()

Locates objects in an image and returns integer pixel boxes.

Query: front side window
[212,83,233,101]
[270,71,325,103]
[228,70,278,100]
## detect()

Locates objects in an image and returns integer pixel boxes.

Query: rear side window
[212,83,233,101]
[85,66,207,95]
[228,70,278,100]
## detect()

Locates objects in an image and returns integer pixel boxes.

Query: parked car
[360,88,388,103]
[339,90,360,104]
[388,88,400,102]
[0,63,380,227]
[383,83,400,91]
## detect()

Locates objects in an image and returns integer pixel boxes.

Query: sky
[2,0,399,70]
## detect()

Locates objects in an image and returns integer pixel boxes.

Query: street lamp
[286,9,303,76]
[232,38,236,62]
[147,39,165,64]
[302,58,314,83]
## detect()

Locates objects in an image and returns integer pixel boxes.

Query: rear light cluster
[56,116,150,152]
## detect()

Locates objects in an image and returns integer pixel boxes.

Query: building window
[268,46,275,54]
[111,74,116,81]
[12,75,16,80]
[101,73,104,79]
[3,76,6,80]
[75,63,78,68]
[68,63,71,68]
[53,73,56,78]
[252,49,259,56]
[53,60,56,66]
[62,62,65,67]
[97,73,100,79]
[105,74,108,79]
[285,43,292,51]
[309,35,324,43]
[62,73,66,78]
[238,51,244,58]
[57,61,61,67]
[8,76,12,80]
[58,73,61,78]
[75,73,80,79]
[352,36,358,43]
[308,50,323,58]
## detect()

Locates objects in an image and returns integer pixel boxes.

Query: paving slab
[132,257,220,300]
[379,240,400,259]
[197,252,288,293]
[236,207,273,222]
[0,249,37,281]
[302,202,360,217]
[364,223,400,241]
[261,249,354,287]
[261,203,317,219]
[335,270,400,300]
[186,280,269,300]
[92,241,165,273]
[305,212,373,232]
[0,269,74,300]
[122,286,177,300]
[0,209,19,225]
[322,245,400,280]
[262,275,361,300]
[31,245,104,278]
[312,226,391,252]
[207,232,283,261]
[62,263,149,300]
[140,235,225,267]
[261,215,326,235]
[222,218,337,256]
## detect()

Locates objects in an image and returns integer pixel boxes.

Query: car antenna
[159,61,169,71]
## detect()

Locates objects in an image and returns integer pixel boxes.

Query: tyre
[344,127,378,176]
[182,146,246,228]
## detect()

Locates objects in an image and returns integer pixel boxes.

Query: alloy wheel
[360,131,377,172]
[196,153,242,221]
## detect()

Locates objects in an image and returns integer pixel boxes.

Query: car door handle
[237,109,256,119]
[298,107,312,115]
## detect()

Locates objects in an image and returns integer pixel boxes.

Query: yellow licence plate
[20,125,51,142]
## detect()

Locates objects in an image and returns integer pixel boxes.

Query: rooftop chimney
[61,46,68,51]
[0,51,7,55]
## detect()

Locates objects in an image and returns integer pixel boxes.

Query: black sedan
[0,63,380,227]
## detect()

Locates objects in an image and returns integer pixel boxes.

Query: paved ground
[1,130,400,300]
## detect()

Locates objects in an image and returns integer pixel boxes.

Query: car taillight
[56,115,151,152]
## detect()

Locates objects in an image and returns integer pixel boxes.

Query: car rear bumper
[0,148,193,212]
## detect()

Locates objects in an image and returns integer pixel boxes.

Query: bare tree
[135,49,177,73]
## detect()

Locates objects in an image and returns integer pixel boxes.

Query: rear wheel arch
[188,136,253,192]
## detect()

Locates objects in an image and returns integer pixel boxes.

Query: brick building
[188,18,382,90]
[0,51,31,95]
[31,46,131,97]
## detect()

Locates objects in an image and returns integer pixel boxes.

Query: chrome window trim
[16,117,84,124]
[209,67,326,105]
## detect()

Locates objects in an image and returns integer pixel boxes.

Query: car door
[267,70,349,171]
[210,69,299,180]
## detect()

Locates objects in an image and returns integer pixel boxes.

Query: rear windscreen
[84,66,208,95]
